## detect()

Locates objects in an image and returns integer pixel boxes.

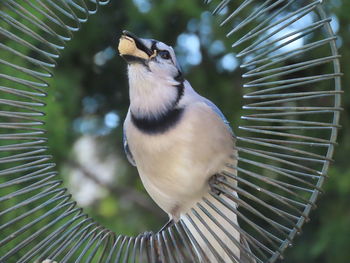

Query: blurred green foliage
[0,0,349,262]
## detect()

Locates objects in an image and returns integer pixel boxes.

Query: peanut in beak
[118,36,157,60]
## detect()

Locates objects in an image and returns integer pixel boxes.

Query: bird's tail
[180,157,255,263]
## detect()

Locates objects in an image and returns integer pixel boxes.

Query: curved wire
[0,0,341,262]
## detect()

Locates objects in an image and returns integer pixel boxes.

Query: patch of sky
[199,12,213,46]
[73,116,114,136]
[82,95,105,114]
[187,18,199,33]
[292,12,314,29]
[132,0,151,13]
[336,36,343,49]
[73,110,120,136]
[209,40,225,56]
[74,117,100,134]
[217,5,229,16]
[104,111,120,129]
[218,53,238,72]
[262,12,316,55]
[94,46,115,67]
[176,33,202,69]
[330,14,340,34]
[241,54,255,69]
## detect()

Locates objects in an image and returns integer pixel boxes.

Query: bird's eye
[159,50,171,60]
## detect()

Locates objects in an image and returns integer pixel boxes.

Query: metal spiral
[0,0,342,263]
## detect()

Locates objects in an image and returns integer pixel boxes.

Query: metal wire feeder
[0,0,342,262]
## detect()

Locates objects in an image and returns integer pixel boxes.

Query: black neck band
[131,79,185,134]
[131,107,184,135]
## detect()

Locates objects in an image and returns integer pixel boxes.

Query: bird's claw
[209,174,226,195]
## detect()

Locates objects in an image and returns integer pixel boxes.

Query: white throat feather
[128,64,184,118]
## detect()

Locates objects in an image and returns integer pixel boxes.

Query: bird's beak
[118,31,155,63]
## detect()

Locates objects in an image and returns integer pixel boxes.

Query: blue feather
[123,125,136,166]
[202,97,235,136]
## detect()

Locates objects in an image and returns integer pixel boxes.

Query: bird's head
[118,30,183,83]
[118,31,186,118]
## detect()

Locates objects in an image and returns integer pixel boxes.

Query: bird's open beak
[118,31,155,63]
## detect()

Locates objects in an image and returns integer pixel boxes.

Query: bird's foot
[141,231,154,239]
[209,174,226,195]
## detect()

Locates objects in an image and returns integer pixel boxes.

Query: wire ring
[0,0,341,262]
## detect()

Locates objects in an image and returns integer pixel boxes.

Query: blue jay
[118,31,241,263]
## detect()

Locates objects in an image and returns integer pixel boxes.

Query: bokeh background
[1,0,349,262]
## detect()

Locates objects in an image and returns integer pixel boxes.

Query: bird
[118,30,246,263]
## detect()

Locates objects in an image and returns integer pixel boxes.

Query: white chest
[124,102,234,217]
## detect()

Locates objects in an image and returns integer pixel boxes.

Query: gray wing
[202,97,235,137]
[123,125,136,166]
